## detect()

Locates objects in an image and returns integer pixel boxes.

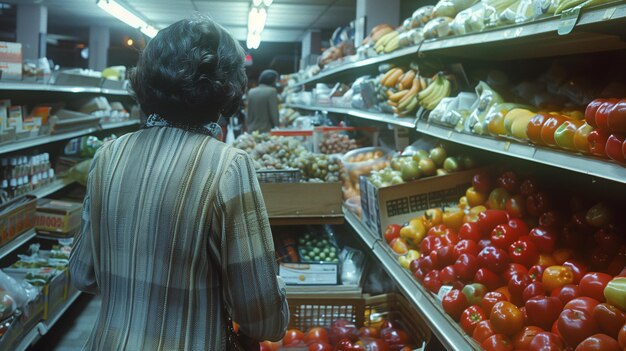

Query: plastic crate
[287,293,430,348]
[256,169,301,183]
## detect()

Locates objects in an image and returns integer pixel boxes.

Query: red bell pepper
[606,134,626,163]
[607,99,626,132]
[595,100,617,130]
[588,129,610,157]
[585,99,607,127]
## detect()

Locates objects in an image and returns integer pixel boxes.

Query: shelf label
[603,7,616,21]
[503,141,511,152]
[558,7,581,36]
[515,27,524,38]
[447,130,453,138]
[436,285,454,302]
[503,29,512,39]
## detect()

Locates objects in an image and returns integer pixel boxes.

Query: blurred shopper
[246,69,280,132]
[69,16,288,351]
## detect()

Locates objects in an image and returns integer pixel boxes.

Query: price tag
[558,7,581,36]
[503,141,511,152]
[515,27,524,38]
[437,285,454,302]
[425,123,431,129]
[603,7,616,21]
[447,130,453,138]
[503,29,512,38]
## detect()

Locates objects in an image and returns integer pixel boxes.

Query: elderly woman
[69,17,289,350]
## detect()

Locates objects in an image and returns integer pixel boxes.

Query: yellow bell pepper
[422,208,443,229]
[400,218,427,247]
[398,249,421,269]
[443,207,464,231]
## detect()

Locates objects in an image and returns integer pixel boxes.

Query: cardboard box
[0,42,22,81]
[260,182,342,218]
[279,262,339,285]
[34,199,82,235]
[360,169,475,235]
[0,195,37,245]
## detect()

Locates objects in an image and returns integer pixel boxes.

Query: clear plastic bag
[412,5,435,27]
[451,3,486,35]
[0,269,38,310]
[433,0,459,18]
[339,246,365,286]
[460,81,504,133]
[423,17,454,39]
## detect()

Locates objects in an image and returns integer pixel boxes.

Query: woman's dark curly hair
[129,16,247,125]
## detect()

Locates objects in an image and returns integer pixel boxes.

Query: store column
[88,26,110,71]
[356,0,400,35]
[300,29,321,70]
[16,4,48,60]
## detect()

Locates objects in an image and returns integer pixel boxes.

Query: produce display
[233,132,341,182]
[318,132,358,155]
[275,230,340,264]
[383,168,626,350]
[259,318,419,351]
[368,145,477,187]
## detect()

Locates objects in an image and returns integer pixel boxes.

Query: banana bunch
[417,73,452,111]
[385,69,431,117]
[553,0,605,14]
[374,30,400,54]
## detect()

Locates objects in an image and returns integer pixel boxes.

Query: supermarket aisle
[32,293,100,351]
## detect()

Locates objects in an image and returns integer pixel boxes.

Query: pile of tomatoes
[259,318,416,351]
[384,169,626,350]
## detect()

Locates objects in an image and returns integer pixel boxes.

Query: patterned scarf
[143,114,223,139]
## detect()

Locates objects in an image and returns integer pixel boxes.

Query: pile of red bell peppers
[585,99,626,163]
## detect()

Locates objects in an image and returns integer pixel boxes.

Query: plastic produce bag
[482,0,519,28]
[433,0,459,18]
[65,158,93,186]
[460,81,504,133]
[0,270,38,311]
[340,246,365,286]
[411,5,435,27]
[423,17,454,39]
[515,0,544,23]
[484,102,534,136]
[429,97,456,126]
[435,92,478,128]
[451,3,486,35]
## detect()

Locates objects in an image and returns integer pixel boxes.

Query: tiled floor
[31,293,101,351]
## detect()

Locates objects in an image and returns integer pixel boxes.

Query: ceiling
[4,0,356,43]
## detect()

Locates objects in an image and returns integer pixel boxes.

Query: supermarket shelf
[286,104,417,128]
[15,291,83,351]
[344,209,480,350]
[269,215,344,226]
[0,229,36,260]
[343,208,379,250]
[293,2,626,86]
[0,81,130,96]
[0,119,140,155]
[415,120,626,184]
[28,178,76,199]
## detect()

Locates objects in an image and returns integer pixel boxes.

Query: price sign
[503,141,511,152]
[603,7,616,21]
[558,7,581,35]
[437,285,454,302]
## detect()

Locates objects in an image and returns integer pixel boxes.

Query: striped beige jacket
[69,126,289,350]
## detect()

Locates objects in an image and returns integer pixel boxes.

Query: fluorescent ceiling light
[252,0,262,6]
[247,32,261,50]
[263,0,273,6]
[97,0,159,38]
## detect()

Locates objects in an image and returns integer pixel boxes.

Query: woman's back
[70,127,288,350]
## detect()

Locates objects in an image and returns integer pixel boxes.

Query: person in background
[246,69,280,132]
[69,16,289,351]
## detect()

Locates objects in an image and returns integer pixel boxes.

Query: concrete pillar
[356,0,400,35]
[88,26,110,71]
[16,4,48,60]
[300,29,321,70]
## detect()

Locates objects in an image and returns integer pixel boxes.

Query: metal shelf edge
[415,120,626,184]
[0,229,36,260]
[286,104,416,128]
[0,82,131,96]
[38,291,82,335]
[28,178,76,199]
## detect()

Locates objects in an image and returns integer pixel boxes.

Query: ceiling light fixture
[263,0,273,6]
[246,0,270,50]
[97,0,159,38]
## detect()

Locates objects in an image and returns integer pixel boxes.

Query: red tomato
[477,210,510,236]
[380,328,409,346]
[563,260,588,285]
[442,289,469,321]
[472,320,495,344]
[308,341,333,351]
[454,239,480,257]
[453,253,479,282]
[356,338,389,351]
[509,239,540,268]
[592,303,626,338]
[439,265,456,284]
[284,329,306,346]
[529,332,564,351]
[491,301,524,336]
[504,263,529,283]
[525,296,564,331]
[523,281,547,303]
[329,319,358,344]
[260,341,282,351]
[474,268,502,291]
[482,334,514,351]
[460,305,486,335]
[529,264,547,282]
[565,297,601,315]
[619,323,626,349]
[552,284,581,305]
[580,272,612,302]
[557,308,600,347]
[478,246,511,273]
[482,291,508,315]
[357,327,379,339]
[458,222,482,242]
[305,327,329,344]
[528,227,558,254]
[491,224,520,249]
[513,326,544,350]
[575,333,621,351]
